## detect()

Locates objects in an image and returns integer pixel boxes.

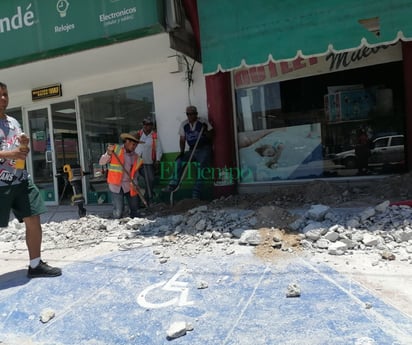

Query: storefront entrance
[25,100,83,205]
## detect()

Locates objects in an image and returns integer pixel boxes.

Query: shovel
[111,151,149,210]
[170,124,205,207]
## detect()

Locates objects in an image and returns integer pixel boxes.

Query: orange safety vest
[138,129,158,162]
[107,144,143,196]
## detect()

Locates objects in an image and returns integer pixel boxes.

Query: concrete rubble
[39,308,55,323]
[0,201,411,265]
[293,201,412,262]
[286,283,301,297]
[166,321,193,340]
[1,194,412,342]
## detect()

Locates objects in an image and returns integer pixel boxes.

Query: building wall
[3,33,207,154]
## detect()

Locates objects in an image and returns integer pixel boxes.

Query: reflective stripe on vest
[107,145,124,185]
[107,145,143,196]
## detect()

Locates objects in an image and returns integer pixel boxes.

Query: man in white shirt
[0,81,61,278]
[135,118,162,203]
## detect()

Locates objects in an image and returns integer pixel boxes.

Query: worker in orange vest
[99,132,143,219]
[135,118,163,204]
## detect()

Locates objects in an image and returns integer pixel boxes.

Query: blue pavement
[1,247,412,345]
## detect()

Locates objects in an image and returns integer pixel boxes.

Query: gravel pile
[1,198,411,265]
[291,201,412,263]
[1,206,260,260]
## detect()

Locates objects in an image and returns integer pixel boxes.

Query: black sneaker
[27,260,62,278]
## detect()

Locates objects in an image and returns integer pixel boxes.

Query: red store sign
[234,43,402,89]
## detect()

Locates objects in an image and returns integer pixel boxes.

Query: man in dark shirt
[163,105,214,199]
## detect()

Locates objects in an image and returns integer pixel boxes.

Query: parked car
[331,135,405,169]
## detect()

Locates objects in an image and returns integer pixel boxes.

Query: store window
[235,57,405,183]
[79,83,155,200]
[7,108,23,129]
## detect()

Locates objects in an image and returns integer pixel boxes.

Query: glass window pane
[391,136,403,146]
[235,61,406,182]
[79,83,155,197]
[7,108,23,129]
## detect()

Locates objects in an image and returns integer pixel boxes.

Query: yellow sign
[32,84,62,101]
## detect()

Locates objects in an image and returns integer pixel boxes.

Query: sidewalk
[2,203,412,344]
[1,248,412,344]
[40,204,114,224]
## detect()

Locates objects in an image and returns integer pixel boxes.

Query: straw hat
[120,132,144,143]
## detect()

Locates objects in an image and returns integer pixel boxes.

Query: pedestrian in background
[163,105,214,199]
[99,132,143,218]
[135,117,163,204]
[0,82,61,278]
[355,127,371,175]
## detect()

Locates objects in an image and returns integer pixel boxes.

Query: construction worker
[99,132,143,219]
[135,117,163,204]
[162,105,214,199]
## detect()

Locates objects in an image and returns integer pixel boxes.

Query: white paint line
[221,265,271,345]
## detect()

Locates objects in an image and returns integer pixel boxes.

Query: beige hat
[120,132,144,143]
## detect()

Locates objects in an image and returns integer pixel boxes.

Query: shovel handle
[111,151,149,209]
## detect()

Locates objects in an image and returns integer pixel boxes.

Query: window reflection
[235,62,406,182]
[79,83,155,200]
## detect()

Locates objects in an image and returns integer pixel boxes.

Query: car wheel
[344,157,357,169]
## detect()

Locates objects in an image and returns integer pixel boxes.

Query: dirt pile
[148,173,412,261]
[153,173,412,217]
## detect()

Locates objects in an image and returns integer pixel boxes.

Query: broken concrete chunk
[197,280,208,289]
[272,241,282,249]
[362,233,380,246]
[380,251,396,260]
[359,207,375,222]
[306,204,330,221]
[286,283,301,297]
[238,230,261,246]
[301,222,327,234]
[186,322,194,331]
[40,308,55,323]
[375,200,390,213]
[328,241,348,252]
[231,228,246,239]
[304,229,324,241]
[288,218,305,231]
[323,231,339,242]
[339,238,357,249]
[365,302,373,309]
[166,321,193,340]
[315,238,330,249]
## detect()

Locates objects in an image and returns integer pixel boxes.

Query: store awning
[0,0,165,69]
[197,0,412,75]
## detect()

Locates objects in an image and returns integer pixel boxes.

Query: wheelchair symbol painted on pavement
[137,269,194,309]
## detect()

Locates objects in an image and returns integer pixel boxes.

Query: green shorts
[0,180,47,227]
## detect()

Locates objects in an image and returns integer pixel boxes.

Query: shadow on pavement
[0,269,30,290]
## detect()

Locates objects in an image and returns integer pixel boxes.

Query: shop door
[26,101,82,205]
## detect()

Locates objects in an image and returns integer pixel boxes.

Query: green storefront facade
[0,0,209,205]
[0,0,164,68]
